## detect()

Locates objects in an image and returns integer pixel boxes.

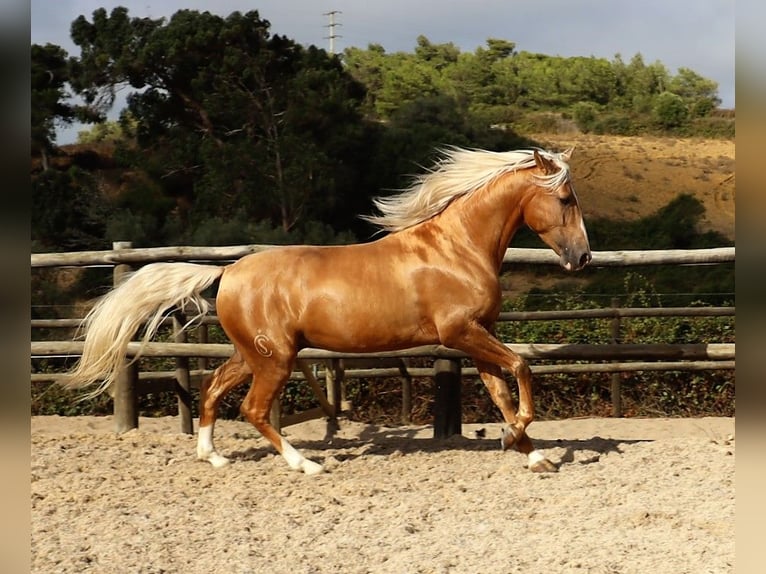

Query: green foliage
[187,215,290,247]
[544,193,734,306]
[590,110,644,136]
[669,67,721,115]
[31,167,111,250]
[653,92,689,128]
[343,41,730,138]
[588,193,731,250]
[31,43,102,156]
[105,209,167,246]
[77,116,137,144]
[31,43,74,154]
[32,383,114,416]
[488,277,734,420]
[684,116,736,139]
[571,102,600,133]
[65,7,376,238]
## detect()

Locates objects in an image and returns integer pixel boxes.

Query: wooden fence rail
[31,245,736,268]
[31,244,735,435]
[30,305,735,330]
[31,340,735,362]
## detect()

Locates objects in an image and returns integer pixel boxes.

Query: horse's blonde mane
[361,146,571,232]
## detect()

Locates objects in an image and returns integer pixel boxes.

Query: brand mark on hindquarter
[254,334,273,357]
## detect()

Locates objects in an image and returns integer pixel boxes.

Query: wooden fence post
[325,359,344,416]
[197,322,208,372]
[112,241,139,433]
[270,400,282,433]
[173,312,193,434]
[610,297,623,417]
[113,362,138,433]
[339,361,353,413]
[433,358,462,439]
[400,360,413,424]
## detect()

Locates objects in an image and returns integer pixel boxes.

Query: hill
[530,133,735,241]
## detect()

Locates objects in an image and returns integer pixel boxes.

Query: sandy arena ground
[31,415,734,574]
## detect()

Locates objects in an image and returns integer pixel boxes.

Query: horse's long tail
[62,262,226,397]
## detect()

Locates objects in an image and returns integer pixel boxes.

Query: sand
[31,415,734,574]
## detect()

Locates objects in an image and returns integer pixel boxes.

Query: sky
[30,0,736,144]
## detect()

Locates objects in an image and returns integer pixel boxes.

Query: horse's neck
[436,179,527,269]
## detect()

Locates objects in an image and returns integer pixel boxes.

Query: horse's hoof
[207,454,231,468]
[302,460,324,475]
[529,458,558,473]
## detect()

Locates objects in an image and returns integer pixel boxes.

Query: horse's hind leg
[197,351,252,467]
[239,355,324,475]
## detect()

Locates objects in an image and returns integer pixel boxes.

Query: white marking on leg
[197,424,230,468]
[280,437,323,475]
[197,424,213,457]
[528,450,547,466]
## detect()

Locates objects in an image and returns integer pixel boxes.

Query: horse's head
[523,148,591,271]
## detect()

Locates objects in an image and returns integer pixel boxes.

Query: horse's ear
[534,150,557,174]
[560,147,574,162]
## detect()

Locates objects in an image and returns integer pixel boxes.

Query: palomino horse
[63,147,591,474]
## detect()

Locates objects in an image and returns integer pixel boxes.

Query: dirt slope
[532,133,735,240]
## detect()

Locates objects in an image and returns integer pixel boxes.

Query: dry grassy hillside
[531,133,735,240]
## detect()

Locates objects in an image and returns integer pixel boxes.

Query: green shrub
[653,92,689,129]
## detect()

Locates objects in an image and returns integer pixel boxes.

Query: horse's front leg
[475,360,557,472]
[441,320,557,472]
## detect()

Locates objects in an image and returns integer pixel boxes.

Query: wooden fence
[31,243,735,436]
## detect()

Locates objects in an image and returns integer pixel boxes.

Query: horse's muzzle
[561,250,592,271]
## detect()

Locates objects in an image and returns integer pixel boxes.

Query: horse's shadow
[225,422,651,470]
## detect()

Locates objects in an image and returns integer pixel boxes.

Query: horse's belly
[299,299,436,353]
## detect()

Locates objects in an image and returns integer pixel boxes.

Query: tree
[339,41,725,139]
[669,67,720,117]
[31,167,109,250]
[77,114,137,144]
[447,39,518,108]
[31,43,100,169]
[68,6,162,115]
[68,7,373,236]
[414,35,460,70]
[644,193,707,248]
[343,43,389,115]
[514,52,570,108]
[375,53,442,116]
[483,38,516,61]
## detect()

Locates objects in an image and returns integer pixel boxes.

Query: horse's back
[222,243,374,283]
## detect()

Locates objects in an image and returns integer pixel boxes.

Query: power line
[323,10,342,54]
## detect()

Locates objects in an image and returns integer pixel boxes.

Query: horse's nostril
[580,252,592,268]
